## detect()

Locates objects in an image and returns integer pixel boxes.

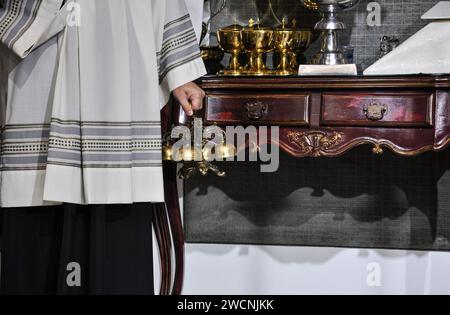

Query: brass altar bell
[241,19,274,76]
[217,24,245,76]
[162,115,237,179]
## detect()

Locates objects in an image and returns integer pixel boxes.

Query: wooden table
[155,75,450,294]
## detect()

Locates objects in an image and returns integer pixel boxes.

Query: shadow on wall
[184,147,450,252]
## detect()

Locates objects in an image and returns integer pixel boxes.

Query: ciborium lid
[274,18,298,32]
[219,24,243,31]
[243,18,272,31]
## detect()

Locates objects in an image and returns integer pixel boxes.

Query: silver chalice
[299,0,360,65]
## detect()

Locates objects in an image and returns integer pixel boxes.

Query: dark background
[208,0,440,69]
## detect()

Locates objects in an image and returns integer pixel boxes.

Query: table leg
[153,203,172,295]
[163,161,185,295]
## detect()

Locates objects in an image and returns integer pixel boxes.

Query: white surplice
[0,0,206,207]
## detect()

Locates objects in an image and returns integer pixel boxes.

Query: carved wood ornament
[288,131,344,157]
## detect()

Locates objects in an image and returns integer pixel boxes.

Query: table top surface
[199,74,450,89]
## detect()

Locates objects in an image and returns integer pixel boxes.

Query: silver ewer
[299,0,360,65]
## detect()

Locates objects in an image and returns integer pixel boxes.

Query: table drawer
[321,93,434,127]
[205,93,310,126]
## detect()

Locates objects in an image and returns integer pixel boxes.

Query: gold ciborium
[290,27,313,70]
[273,19,313,75]
[274,19,296,75]
[217,24,244,76]
[200,45,225,74]
[241,19,274,76]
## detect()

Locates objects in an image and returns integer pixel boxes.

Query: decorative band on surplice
[0,0,43,50]
[1,120,163,171]
[157,13,201,83]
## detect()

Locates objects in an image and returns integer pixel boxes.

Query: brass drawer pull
[364,103,388,121]
[245,100,268,120]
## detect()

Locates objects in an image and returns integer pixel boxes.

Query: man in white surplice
[0,0,206,294]
[0,0,206,207]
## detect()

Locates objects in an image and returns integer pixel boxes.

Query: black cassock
[0,204,156,295]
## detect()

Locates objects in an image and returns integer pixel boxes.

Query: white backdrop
[159,1,450,295]
[182,244,450,295]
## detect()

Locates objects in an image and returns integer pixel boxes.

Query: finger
[181,101,193,116]
[178,96,193,116]
[189,92,204,111]
[173,88,193,116]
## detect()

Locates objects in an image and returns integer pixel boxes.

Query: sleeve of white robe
[151,0,207,106]
[0,0,65,58]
